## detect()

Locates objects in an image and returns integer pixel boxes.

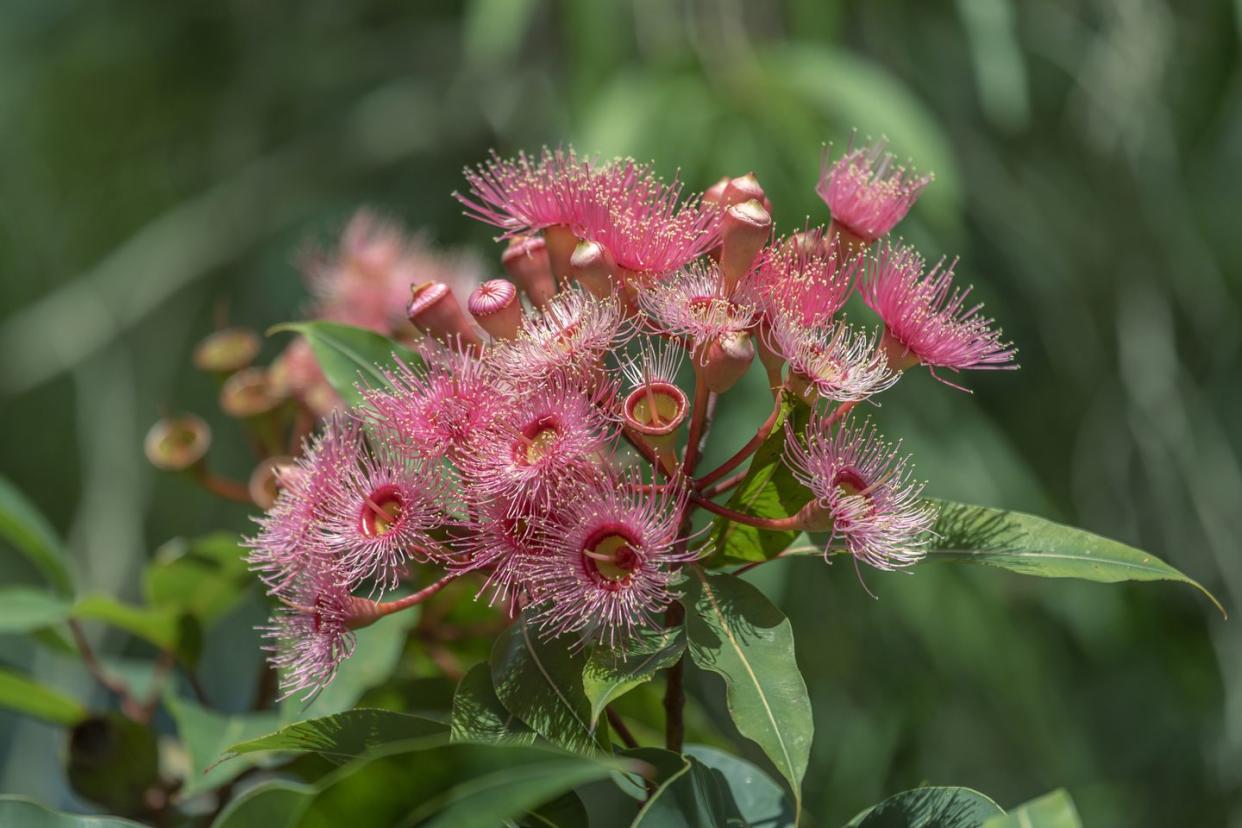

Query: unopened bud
[703,177,731,206]
[248,455,295,509]
[755,323,786,392]
[623,380,689,461]
[467,279,522,340]
[722,172,766,208]
[408,282,483,348]
[542,224,579,285]
[720,200,772,296]
[192,328,260,377]
[501,236,556,309]
[570,241,616,299]
[697,330,755,393]
[145,415,211,472]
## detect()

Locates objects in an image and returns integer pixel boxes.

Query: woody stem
[689,493,804,531]
[695,389,784,488]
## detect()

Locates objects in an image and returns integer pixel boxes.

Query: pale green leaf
[0,667,87,726]
[0,475,74,595]
[210,780,314,828]
[269,321,420,407]
[983,789,1082,828]
[0,795,145,827]
[582,626,684,726]
[0,587,72,633]
[224,708,445,764]
[846,786,1004,827]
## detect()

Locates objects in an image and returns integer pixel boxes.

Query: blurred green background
[1,1,1239,825]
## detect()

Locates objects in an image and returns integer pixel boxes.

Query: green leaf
[71,595,200,665]
[685,744,796,828]
[66,714,161,815]
[0,475,74,595]
[983,790,1082,828]
[165,694,282,798]
[451,662,537,746]
[516,791,590,828]
[143,532,251,625]
[270,321,420,407]
[0,667,88,725]
[210,780,315,828]
[628,747,746,828]
[845,787,1004,827]
[0,795,145,827]
[928,499,1226,616]
[0,587,72,633]
[224,708,446,764]
[707,394,813,567]
[490,615,610,755]
[297,741,634,828]
[582,626,684,726]
[683,569,812,820]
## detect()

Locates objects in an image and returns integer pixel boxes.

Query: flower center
[582,529,641,587]
[833,468,869,498]
[359,483,404,537]
[515,416,562,464]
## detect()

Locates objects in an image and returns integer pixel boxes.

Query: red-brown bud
[697,330,755,393]
[501,236,556,309]
[720,200,772,296]
[570,240,616,300]
[467,279,523,340]
[407,282,483,348]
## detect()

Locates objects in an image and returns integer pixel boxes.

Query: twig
[696,389,783,488]
[606,706,639,749]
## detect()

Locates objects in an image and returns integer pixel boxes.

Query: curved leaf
[0,667,88,726]
[270,321,420,407]
[143,532,251,625]
[0,796,144,827]
[845,786,1004,827]
[686,744,795,828]
[928,499,1225,616]
[210,780,314,828]
[627,747,746,828]
[0,587,72,633]
[983,789,1082,828]
[451,662,536,746]
[71,596,200,664]
[165,694,282,798]
[224,708,445,764]
[0,475,74,595]
[683,569,812,821]
[490,615,609,755]
[582,626,684,726]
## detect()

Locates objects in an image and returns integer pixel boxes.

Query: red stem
[695,389,784,488]
[690,493,803,531]
[197,470,251,503]
[374,571,464,617]
[702,468,749,498]
[683,372,711,475]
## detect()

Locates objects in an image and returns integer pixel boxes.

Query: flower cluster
[240,139,1017,698]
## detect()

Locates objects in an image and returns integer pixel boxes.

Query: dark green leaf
[582,626,684,726]
[0,474,74,595]
[71,596,200,665]
[516,791,590,828]
[490,615,610,755]
[846,786,1004,827]
[983,789,1081,828]
[66,714,161,816]
[707,394,813,567]
[0,587,72,633]
[225,708,446,764]
[270,321,420,407]
[297,741,634,828]
[0,667,88,725]
[628,747,747,827]
[451,662,537,746]
[685,744,796,828]
[683,569,812,820]
[210,780,315,828]
[144,532,251,625]
[165,694,282,798]
[0,795,145,827]
[929,500,1225,616]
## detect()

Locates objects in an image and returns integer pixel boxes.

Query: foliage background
[0,0,1239,825]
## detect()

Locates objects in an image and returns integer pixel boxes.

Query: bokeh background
[1,1,1240,825]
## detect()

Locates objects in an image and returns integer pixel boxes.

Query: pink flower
[638,261,755,348]
[461,377,616,514]
[363,345,498,460]
[817,140,931,243]
[261,566,361,701]
[489,288,631,386]
[861,243,1017,381]
[526,472,691,645]
[455,494,550,608]
[768,319,898,403]
[741,228,860,327]
[454,148,601,237]
[784,413,935,570]
[244,413,362,594]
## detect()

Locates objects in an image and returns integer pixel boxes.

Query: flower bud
[192,328,260,377]
[720,199,772,296]
[570,240,616,300]
[755,322,786,392]
[248,455,295,509]
[722,172,766,208]
[542,224,579,285]
[407,282,483,348]
[697,330,755,393]
[145,414,211,472]
[468,279,522,340]
[623,380,688,461]
[702,176,731,206]
[501,236,556,309]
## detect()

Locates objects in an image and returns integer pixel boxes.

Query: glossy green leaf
[143,532,251,625]
[0,795,145,827]
[297,740,634,828]
[582,626,684,726]
[270,321,420,407]
[929,500,1225,616]
[490,615,609,755]
[516,791,590,828]
[451,662,537,746]
[628,747,746,828]
[683,569,812,820]
[210,780,315,828]
[686,744,796,828]
[66,714,161,816]
[0,667,88,725]
[0,587,72,633]
[0,475,74,595]
[846,786,1004,827]
[707,394,813,566]
[983,789,1081,828]
[225,708,446,764]
[166,694,282,798]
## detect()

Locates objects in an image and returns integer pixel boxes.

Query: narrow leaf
[0,796,145,827]
[144,532,251,625]
[0,475,74,595]
[582,626,684,726]
[451,662,537,745]
[71,596,200,664]
[929,499,1225,616]
[983,789,1082,828]
[845,786,1004,827]
[490,615,609,755]
[0,587,72,633]
[683,569,812,820]
[224,709,445,764]
[166,694,282,798]
[269,321,420,407]
[628,747,746,828]
[0,667,88,726]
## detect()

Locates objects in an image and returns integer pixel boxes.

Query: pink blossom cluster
[247,140,1017,698]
